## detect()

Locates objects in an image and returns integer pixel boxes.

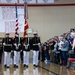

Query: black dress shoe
[7,66,9,68]
[35,65,38,67]
[66,66,69,69]
[4,65,7,68]
[60,63,62,65]
[14,64,16,68]
[26,65,28,68]
[0,62,1,64]
[33,64,36,67]
[24,64,26,67]
[16,65,18,68]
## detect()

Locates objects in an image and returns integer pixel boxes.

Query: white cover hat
[33,31,38,35]
[5,32,9,35]
[15,34,19,37]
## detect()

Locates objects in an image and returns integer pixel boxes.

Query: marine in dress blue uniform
[22,37,30,67]
[2,33,13,68]
[31,32,41,67]
[13,34,22,68]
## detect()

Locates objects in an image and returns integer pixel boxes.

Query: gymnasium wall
[54,0,75,4]
[0,5,75,42]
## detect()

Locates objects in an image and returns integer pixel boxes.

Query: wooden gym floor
[0,51,75,75]
[0,62,75,75]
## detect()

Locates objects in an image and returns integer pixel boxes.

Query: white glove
[11,50,13,52]
[21,50,22,52]
[18,44,20,46]
[38,43,40,46]
[3,43,6,46]
[14,43,16,46]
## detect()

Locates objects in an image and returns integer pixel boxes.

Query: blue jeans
[45,51,50,61]
[61,51,68,65]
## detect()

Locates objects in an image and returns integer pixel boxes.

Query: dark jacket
[2,38,13,52]
[22,37,30,51]
[22,44,30,51]
[0,42,3,53]
[13,37,22,45]
[13,43,21,51]
[31,37,41,51]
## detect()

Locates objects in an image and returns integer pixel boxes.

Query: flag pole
[24,0,26,37]
[15,3,21,44]
[23,0,29,37]
[15,3,19,37]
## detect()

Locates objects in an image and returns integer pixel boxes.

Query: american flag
[24,1,29,37]
[15,3,19,36]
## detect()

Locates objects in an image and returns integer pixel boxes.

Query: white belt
[33,44,38,46]
[5,44,12,46]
